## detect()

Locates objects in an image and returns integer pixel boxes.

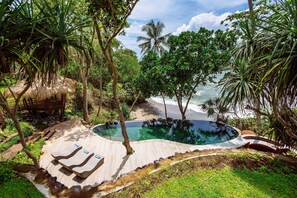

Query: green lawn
[107,153,297,198]
[0,177,44,198]
[144,167,297,198]
[0,162,44,198]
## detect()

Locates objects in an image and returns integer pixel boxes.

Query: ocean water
[151,73,222,114]
[151,73,253,118]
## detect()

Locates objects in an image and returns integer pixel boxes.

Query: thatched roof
[4,76,77,101]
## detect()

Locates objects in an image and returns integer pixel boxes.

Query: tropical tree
[201,98,229,123]
[253,0,297,144]
[221,0,267,130]
[87,0,139,155]
[221,0,297,146]
[137,20,170,55]
[136,51,170,118]
[0,0,88,167]
[114,47,140,86]
[159,28,236,120]
[32,0,89,81]
[0,0,41,167]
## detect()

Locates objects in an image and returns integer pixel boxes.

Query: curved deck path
[39,119,246,188]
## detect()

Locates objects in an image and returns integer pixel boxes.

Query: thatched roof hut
[4,76,77,101]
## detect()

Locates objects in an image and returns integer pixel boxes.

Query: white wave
[194,90,205,96]
[151,96,254,119]
[151,96,205,113]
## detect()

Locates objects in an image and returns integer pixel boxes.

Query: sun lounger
[51,143,82,160]
[58,149,94,170]
[72,154,104,178]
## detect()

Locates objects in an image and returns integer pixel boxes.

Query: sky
[117,0,248,58]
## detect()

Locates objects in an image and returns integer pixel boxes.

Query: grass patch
[144,167,297,198]
[0,178,44,198]
[0,162,44,198]
[0,133,5,141]
[107,152,297,198]
[2,119,34,136]
[12,138,45,165]
[0,82,7,94]
[0,129,33,152]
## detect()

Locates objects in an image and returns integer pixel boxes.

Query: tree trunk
[255,99,261,132]
[161,94,168,119]
[248,0,255,35]
[175,93,186,120]
[80,32,90,123]
[11,112,39,167]
[129,91,141,114]
[181,112,186,120]
[0,109,6,130]
[0,92,39,168]
[93,17,133,155]
[82,77,90,123]
[108,54,134,154]
[97,59,103,117]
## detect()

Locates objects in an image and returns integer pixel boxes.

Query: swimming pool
[93,119,239,145]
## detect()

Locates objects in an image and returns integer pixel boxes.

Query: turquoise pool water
[93,120,238,145]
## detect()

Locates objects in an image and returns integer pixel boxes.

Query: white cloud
[117,0,248,58]
[196,0,247,10]
[123,21,144,37]
[175,12,231,34]
[130,0,173,20]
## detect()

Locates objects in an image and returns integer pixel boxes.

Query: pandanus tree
[87,0,139,155]
[0,0,41,167]
[33,0,92,124]
[137,20,170,56]
[221,0,297,146]
[254,0,297,145]
[0,0,88,167]
[33,0,89,81]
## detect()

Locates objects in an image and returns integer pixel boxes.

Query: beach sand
[131,98,214,121]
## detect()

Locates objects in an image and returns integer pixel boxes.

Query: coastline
[131,98,214,121]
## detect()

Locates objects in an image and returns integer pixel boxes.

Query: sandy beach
[131,98,214,121]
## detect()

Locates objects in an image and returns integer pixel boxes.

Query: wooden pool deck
[39,119,192,188]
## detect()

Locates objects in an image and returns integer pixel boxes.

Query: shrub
[228,117,258,131]
[91,115,108,125]
[3,118,15,136]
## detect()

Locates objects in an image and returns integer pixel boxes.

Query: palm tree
[137,20,170,55]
